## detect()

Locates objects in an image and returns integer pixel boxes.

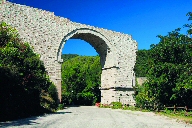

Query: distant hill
[61,54,79,62]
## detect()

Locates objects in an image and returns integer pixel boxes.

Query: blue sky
[10,0,192,56]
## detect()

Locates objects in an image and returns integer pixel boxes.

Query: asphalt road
[1,106,191,128]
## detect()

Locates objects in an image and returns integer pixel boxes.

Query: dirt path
[1,106,191,128]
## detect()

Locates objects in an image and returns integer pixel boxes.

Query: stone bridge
[0,1,137,105]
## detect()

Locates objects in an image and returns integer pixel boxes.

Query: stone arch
[56,28,118,103]
[57,28,115,69]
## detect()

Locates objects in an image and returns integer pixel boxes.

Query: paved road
[1,106,191,128]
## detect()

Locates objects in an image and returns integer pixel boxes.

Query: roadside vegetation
[134,12,192,123]
[157,110,192,124]
[99,102,192,124]
[0,22,58,121]
[135,12,192,109]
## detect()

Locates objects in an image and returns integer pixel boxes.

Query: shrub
[111,102,122,109]
[0,21,58,121]
[58,104,65,110]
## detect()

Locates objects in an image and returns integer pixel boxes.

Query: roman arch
[0,1,137,105]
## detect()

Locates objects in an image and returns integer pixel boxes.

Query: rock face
[0,1,137,105]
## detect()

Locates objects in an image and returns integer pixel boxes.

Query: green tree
[134,49,151,77]
[136,12,192,107]
[61,56,101,105]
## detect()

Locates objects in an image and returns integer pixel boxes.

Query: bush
[48,83,59,109]
[57,104,65,110]
[111,102,122,109]
[0,22,58,121]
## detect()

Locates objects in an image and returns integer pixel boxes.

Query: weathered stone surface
[0,1,137,105]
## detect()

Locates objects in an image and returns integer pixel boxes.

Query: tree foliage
[134,49,151,77]
[61,55,101,105]
[0,22,58,121]
[135,12,192,107]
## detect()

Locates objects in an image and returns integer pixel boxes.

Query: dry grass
[156,111,192,124]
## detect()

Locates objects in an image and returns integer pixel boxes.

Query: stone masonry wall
[0,1,137,105]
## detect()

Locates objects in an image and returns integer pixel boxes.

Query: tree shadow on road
[0,111,72,127]
[0,116,40,127]
[63,105,95,109]
[54,111,72,114]
[63,105,81,109]
[65,105,81,107]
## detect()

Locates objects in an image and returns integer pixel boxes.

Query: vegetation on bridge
[0,22,58,121]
